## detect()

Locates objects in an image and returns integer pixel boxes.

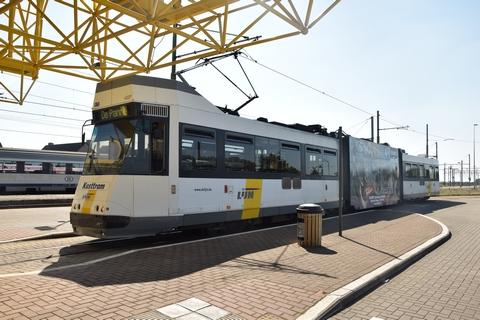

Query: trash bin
[297,203,324,247]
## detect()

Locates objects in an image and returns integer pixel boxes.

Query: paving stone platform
[0,205,72,242]
[0,200,453,320]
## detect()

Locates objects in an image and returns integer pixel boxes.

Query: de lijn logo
[237,188,260,200]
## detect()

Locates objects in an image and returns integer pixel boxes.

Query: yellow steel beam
[0,0,341,104]
[0,56,38,77]
[0,0,22,15]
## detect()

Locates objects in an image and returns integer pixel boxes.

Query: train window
[428,166,434,179]
[435,166,439,180]
[425,166,430,179]
[25,161,43,174]
[255,137,280,172]
[419,165,425,178]
[323,150,338,176]
[0,161,16,173]
[181,127,216,171]
[405,163,411,177]
[411,164,419,177]
[225,134,255,172]
[71,163,83,174]
[306,147,322,176]
[53,163,66,174]
[280,143,301,174]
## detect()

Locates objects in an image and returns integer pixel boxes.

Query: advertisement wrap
[349,137,400,210]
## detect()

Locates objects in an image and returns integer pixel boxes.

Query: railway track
[0,235,169,270]
[0,219,296,276]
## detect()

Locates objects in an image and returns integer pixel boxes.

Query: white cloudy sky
[0,0,479,181]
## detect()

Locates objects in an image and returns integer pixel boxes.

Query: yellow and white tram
[70,76,439,238]
[71,76,339,237]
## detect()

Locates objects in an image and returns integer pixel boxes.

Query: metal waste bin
[297,203,324,247]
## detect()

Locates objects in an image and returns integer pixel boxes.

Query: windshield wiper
[87,149,98,174]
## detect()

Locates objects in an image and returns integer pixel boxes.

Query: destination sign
[92,104,136,123]
[99,105,128,121]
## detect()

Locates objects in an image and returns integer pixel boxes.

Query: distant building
[42,141,90,152]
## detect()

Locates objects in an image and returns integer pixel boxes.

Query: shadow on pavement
[39,199,463,287]
[397,198,466,215]
[305,246,337,255]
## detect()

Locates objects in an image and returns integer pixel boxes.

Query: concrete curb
[297,214,451,320]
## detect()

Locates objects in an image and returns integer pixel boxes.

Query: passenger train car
[0,148,85,194]
[70,76,439,238]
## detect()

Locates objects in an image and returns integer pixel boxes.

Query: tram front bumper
[70,212,130,238]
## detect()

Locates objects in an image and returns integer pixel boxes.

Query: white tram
[70,76,439,238]
[71,76,339,238]
[402,154,440,200]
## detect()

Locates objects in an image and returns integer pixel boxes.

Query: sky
[1,0,479,182]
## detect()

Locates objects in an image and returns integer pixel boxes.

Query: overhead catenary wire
[0,128,78,138]
[12,91,92,110]
[2,73,94,95]
[240,54,373,117]
[20,100,91,113]
[0,108,87,122]
[240,53,466,143]
[352,119,370,137]
[0,115,82,129]
[346,116,371,131]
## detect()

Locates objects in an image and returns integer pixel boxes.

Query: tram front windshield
[83,118,166,175]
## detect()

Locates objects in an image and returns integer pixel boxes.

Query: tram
[70,76,439,238]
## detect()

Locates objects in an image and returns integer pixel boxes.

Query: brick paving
[333,196,480,320]
[0,206,72,242]
[0,201,446,320]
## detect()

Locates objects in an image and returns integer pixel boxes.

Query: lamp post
[475,124,478,189]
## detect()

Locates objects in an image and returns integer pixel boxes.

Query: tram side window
[419,165,425,178]
[425,166,430,179]
[280,143,301,174]
[225,134,255,172]
[181,127,216,171]
[323,150,338,176]
[428,166,435,179]
[25,161,43,174]
[306,147,322,176]
[411,164,419,177]
[404,163,412,177]
[255,137,280,172]
[434,166,439,180]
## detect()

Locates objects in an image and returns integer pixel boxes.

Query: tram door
[133,118,170,217]
[151,121,166,174]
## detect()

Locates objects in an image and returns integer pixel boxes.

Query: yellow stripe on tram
[241,179,263,220]
[81,190,97,214]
